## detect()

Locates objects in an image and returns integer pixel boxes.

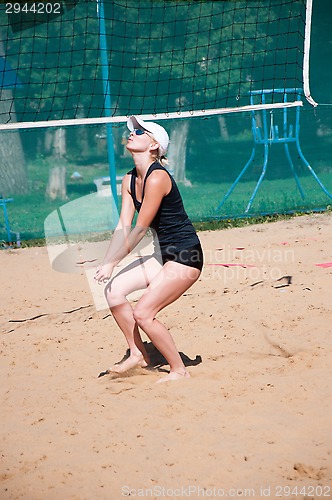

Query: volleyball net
[1,0,313,130]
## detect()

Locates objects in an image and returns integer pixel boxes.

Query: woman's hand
[93,263,114,284]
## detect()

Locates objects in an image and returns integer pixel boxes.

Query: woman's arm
[94,175,135,282]
[94,170,169,283]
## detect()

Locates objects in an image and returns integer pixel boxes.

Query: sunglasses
[132,129,147,136]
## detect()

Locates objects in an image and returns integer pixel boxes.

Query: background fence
[0,0,331,244]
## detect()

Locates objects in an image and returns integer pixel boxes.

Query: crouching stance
[94,116,203,382]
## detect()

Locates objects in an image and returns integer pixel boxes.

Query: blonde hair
[147,132,169,166]
[157,153,169,167]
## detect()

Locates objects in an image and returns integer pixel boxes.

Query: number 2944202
[6,3,61,15]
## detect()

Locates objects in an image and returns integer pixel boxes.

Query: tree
[2,0,304,187]
[0,35,28,195]
[168,119,191,186]
[0,90,28,195]
[2,3,97,197]
[46,127,67,200]
[106,1,287,182]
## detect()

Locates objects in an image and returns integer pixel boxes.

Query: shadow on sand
[98,341,202,378]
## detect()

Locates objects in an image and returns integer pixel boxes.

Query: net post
[303,0,317,107]
[96,0,118,207]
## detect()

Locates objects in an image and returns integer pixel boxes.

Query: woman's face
[126,129,158,154]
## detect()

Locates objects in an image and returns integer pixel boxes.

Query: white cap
[127,115,169,155]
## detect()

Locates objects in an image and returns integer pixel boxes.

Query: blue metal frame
[217,88,332,213]
[0,197,13,243]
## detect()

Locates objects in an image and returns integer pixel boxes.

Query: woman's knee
[104,281,127,308]
[133,305,153,328]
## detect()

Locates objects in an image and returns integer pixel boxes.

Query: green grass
[1,158,332,247]
[181,172,332,220]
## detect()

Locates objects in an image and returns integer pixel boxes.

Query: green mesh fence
[0,0,331,244]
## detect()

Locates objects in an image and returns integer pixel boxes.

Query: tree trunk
[52,127,66,157]
[167,120,192,186]
[44,127,67,157]
[0,91,28,196]
[218,116,230,141]
[46,165,67,201]
[46,128,67,200]
[44,129,53,154]
[75,105,89,158]
[0,33,28,196]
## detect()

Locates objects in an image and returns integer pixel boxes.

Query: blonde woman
[94,116,203,382]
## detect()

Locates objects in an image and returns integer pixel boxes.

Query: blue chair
[1,197,14,243]
[217,88,332,213]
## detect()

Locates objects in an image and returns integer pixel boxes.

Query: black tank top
[129,162,200,253]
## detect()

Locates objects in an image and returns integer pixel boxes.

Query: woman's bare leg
[109,302,149,372]
[133,262,201,382]
[104,256,162,372]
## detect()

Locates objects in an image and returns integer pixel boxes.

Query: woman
[94,116,203,382]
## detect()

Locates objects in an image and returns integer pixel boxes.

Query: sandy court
[1,213,332,499]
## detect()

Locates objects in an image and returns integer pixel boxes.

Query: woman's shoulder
[150,161,171,173]
[146,163,171,183]
[147,162,172,179]
[144,164,172,198]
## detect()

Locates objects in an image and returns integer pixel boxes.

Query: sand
[1,213,332,499]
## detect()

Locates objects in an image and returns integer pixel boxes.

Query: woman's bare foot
[109,352,149,374]
[156,370,190,383]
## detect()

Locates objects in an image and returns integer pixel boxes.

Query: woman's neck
[132,152,156,178]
